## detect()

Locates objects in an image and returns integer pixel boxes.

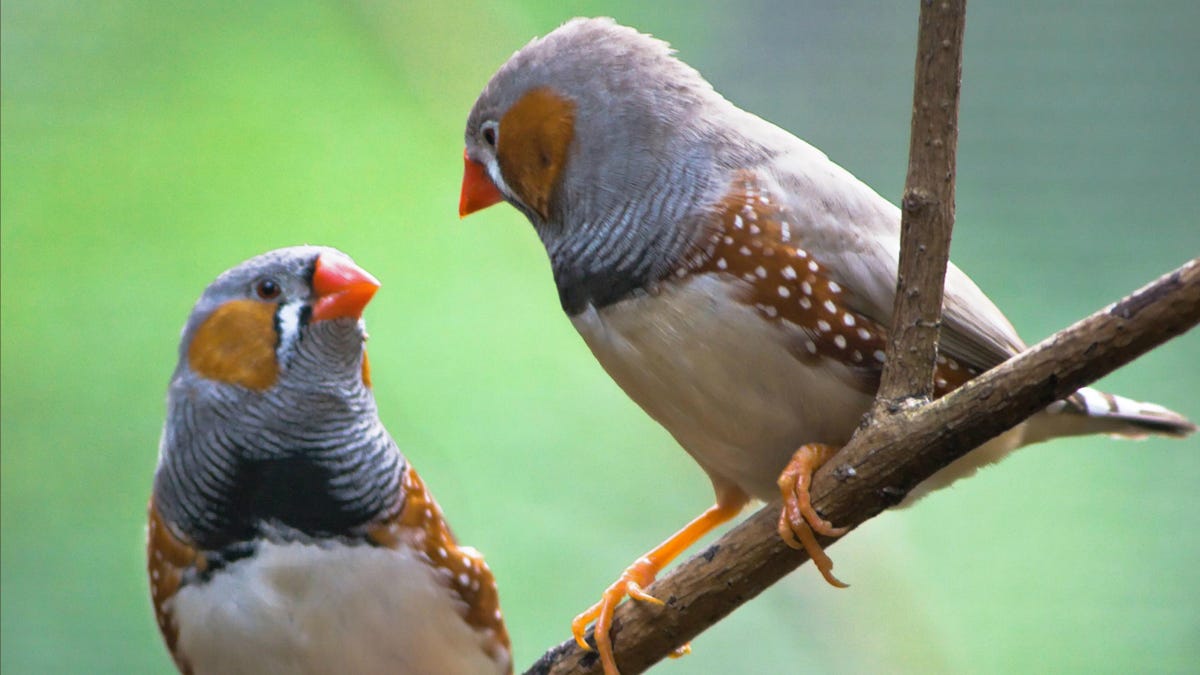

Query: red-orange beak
[311,252,380,322]
[459,149,504,217]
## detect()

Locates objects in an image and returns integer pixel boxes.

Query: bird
[147,246,512,675]
[458,17,1196,674]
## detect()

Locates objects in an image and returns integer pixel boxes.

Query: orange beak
[459,149,504,217]
[311,252,381,322]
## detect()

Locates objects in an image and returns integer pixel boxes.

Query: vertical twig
[876,0,967,406]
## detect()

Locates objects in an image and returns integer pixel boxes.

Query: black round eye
[255,278,281,300]
[481,122,498,147]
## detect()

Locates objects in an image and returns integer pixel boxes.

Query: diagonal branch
[525,1,1200,673]
[528,257,1200,675]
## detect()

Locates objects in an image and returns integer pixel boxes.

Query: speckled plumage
[148,247,510,675]
[464,15,1192,508]
[461,17,1194,674]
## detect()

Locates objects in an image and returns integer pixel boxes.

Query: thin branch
[527,257,1200,675]
[878,0,967,405]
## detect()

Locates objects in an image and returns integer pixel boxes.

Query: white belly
[170,540,509,675]
[573,273,874,501]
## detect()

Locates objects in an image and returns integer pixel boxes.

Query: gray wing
[759,126,1025,371]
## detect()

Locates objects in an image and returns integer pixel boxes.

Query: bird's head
[460,17,729,240]
[174,246,380,397]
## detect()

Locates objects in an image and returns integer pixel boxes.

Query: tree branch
[528,257,1200,675]
[523,2,1200,673]
[878,0,966,405]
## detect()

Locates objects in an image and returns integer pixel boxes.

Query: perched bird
[147,246,511,675]
[459,17,1195,674]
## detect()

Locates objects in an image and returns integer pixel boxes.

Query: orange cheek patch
[188,299,279,391]
[497,87,576,221]
[361,350,372,389]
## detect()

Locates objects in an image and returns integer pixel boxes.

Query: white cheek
[274,300,306,367]
[485,159,518,204]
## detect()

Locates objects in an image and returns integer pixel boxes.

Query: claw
[778,443,850,588]
[570,494,749,675]
[571,557,662,674]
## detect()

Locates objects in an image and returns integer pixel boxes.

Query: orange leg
[777,442,850,588]
[572,487,748,675]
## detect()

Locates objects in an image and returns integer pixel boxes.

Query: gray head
[461,18,767,314]
[463,18,733,225]
[172,245,379,392]
[153,246,400,549]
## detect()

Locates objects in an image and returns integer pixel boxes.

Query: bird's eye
[255,278,281,300]
[481,121,498,147]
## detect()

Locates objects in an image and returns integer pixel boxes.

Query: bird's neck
[154,376,403,552]
[539,152,722,316]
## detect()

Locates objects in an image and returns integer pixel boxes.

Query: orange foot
[572,488,748,675]
[777,442,850,588]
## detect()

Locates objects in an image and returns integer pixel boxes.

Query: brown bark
[528,258,1200,675]
[525,1,1200,673]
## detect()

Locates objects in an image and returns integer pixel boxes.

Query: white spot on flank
[739,246,752,256]
[724,236,734,245]
[800,281,813,296]
[749,224,761,235]
[437,547,448,560]
[808,260,819,272]
[817,320,831,332]
[782,266,797,280]
[733,215,744,229]
[778,286,790,298]
[742,272,756,282]
[843,313,856,327]
[948,360,960,371]
[756,304,779,318]
[458,573,470,587]
[755,266,767,278]
[858,327,872,341]
[834,335,847,349]
[936,354,948,365]
[805,340,818,354]
[781,221,791,240]
[716,258,728,270]
[151,569,160,581]
[796,249,808,259]
[852,350,863,362]
[936,378,948,389]
[828,281,842,294]
[799,297,813,309]
[874,349,887,363]
[823,299,837,314]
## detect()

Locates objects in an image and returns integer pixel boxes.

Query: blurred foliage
[2,1,1197,673]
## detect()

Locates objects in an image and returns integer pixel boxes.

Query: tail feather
[905,387,1192,507]
[1029,387,1196,443]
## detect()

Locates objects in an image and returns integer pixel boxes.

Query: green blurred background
[3,1,1198,673]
